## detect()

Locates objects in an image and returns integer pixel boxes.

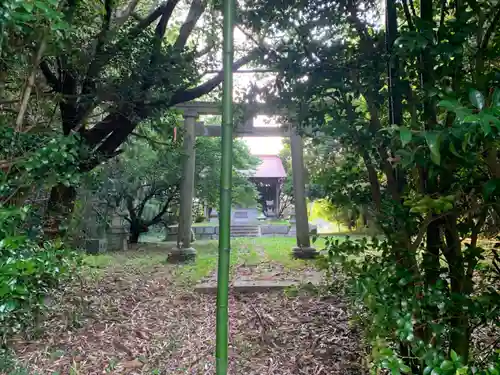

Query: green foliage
[0,131,82,345]
[0,206,80,343]
[0,127,83,207]
[319,236,500,374]
[194,215,206,223]
[0,0,68,46]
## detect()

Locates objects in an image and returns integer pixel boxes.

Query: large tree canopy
[34,0,257,162]
[0,0,269,235]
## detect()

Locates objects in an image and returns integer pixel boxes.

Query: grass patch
[81,235,368,284]
[172,244,218,284]
[82,242,219,282]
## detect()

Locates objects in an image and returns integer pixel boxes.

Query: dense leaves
[1,0,263,235]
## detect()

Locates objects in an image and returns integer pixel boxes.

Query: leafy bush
[0,206,81,343]
[195,215,206,223]
[319,236,500,375]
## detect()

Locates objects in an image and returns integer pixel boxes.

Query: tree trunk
[129,220,149,244]
[129,228,141,244]
[424,218,441,286]
[43,183,77,240]
[443,217,469,361]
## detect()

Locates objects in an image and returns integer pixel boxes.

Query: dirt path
[9,267,364,375]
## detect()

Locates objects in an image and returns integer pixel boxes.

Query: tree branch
[125,195,137,221]
[82,0,113,97]
[401,0,415,30]
[411,214,442,252]
[147,188,179,225]
[16,36,48,132]
[95,112,137,155]
[121,0,179,46]
[149,0,179,61]
[195,40,217,57]
[167,49,259,106]
[409,0,417,18]
[84,0,179,92]
[131,131,173,146]
[84,110,130,148]
[59,69,79,135]
[114,0,141,27]
[173,0,207,51]
[481,2,500,50]
[136,186,158,217]
[156,0,182,42]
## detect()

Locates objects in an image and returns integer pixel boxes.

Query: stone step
[230,225,261,238]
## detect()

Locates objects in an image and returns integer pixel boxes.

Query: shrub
[0,206,81,343]
[195,215,206,223]
[319,236,500,375]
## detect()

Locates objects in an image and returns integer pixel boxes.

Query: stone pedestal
[106,215,129,251]
[85,238,107,254]
[167,247,197,263]
[292,246,319,259]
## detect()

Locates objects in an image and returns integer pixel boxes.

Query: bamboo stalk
[215,0,234,372]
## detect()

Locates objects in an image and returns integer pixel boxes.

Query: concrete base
[292,246,319,259]
[167,247,197,263]
[195,274,323,294]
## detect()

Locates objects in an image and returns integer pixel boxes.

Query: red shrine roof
[252,155,286,179]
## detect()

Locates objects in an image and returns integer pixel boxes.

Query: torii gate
[167,101,318,261]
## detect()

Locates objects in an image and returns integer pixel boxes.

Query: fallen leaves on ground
[9,265,365,375]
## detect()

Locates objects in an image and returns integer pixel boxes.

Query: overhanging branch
[81,0,113,97]
[167,49,259,106]
[84,0,180,90]
[114,0,141,27]
[174,0,207,51]
[481,2,500,50]
[147,187,179,225]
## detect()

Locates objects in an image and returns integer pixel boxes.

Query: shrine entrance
[167,101,317,262]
